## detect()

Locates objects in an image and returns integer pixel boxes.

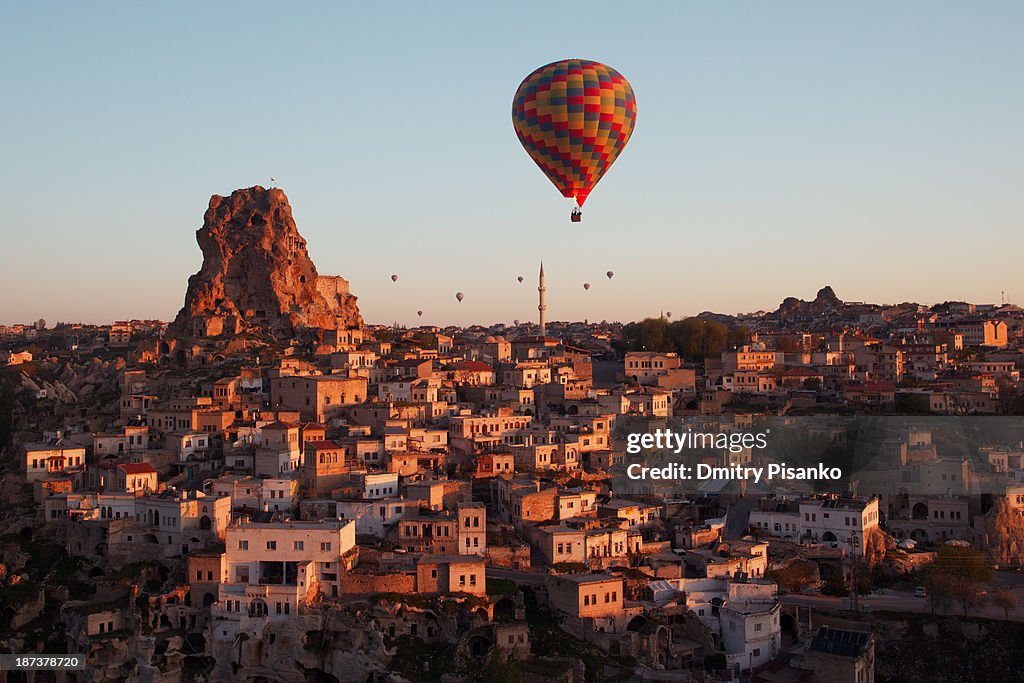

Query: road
[781,578,1024,622]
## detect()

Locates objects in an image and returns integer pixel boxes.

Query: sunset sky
[2,2,1022,326]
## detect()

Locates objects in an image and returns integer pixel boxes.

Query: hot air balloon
[517,276,524,283]
[513,319,520,326]
[606,271,614,279]
[456,292,465,302]
[666,311,672,319]
[391,274,398,283]
[417,310,423,317]
[513,59,636,222]
[583,282,591,291]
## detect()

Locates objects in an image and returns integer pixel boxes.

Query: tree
[994,589,1019,619]
[930,545,996,583]
[950,576,986,616]
[618,316,751,361]
[925,572,955,615]
[767,560,819,593]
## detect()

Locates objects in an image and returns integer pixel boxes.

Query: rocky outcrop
[776,285,844,321]
[170,186,362,342]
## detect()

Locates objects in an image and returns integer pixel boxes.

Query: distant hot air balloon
[391,274,399,283]
[606,271,614,280]
[517,276,524,283]
[456,292,465,302]
[514,319,520,326]
[666,311,673,319]
[513,59,636,222]
[583,282,591,291]
[417,310,423,317]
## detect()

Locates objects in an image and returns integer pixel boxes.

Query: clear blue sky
[2,2,1022,327]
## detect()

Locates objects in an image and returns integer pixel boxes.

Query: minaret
[538,261,547,337]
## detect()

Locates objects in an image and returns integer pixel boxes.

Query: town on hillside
[2,189,1024,683]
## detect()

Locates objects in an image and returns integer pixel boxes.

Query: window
[294,541,304,550]
[754,623,762,632]
[753,648,761,657]
[267,541,277,550]
[321,542,331,551]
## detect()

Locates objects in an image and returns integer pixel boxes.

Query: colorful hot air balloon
[417,310,423,317]
[517,276,524,283]
[606,271,614,279]
[583,282,591,290]
[456,292,465,302]
[512,59,637,222]
[391,274,399,283]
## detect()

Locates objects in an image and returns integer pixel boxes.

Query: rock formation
[776,285,844,321]
[169,186,362,341]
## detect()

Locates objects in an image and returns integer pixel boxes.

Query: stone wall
[338,571,416,595]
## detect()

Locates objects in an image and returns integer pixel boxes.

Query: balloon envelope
[417,310,423,317]
[456,292,464,302]
[391,274,398,282]
[583,282,591,290]
[517,276,524,283]
[512,59,636,208]
[513,320,520,326]
[606,271,614,279]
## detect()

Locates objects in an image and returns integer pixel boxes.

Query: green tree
[618,317,751,361]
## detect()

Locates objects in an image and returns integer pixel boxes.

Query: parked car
[914,586,927,598]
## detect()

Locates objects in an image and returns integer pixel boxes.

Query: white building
[750,495,879,557]
[212,518,357,642]
[719,582,781,672]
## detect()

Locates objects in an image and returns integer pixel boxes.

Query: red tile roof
[118,463,156,474]
[453,360,494,373]
[306,440,344,450]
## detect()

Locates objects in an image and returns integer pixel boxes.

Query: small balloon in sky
[391,274,399,283]
[517,276,524,283]
[583,282,591,291]
[455,292,464,302]
[417,310,423,317]
[666,311,672,319]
